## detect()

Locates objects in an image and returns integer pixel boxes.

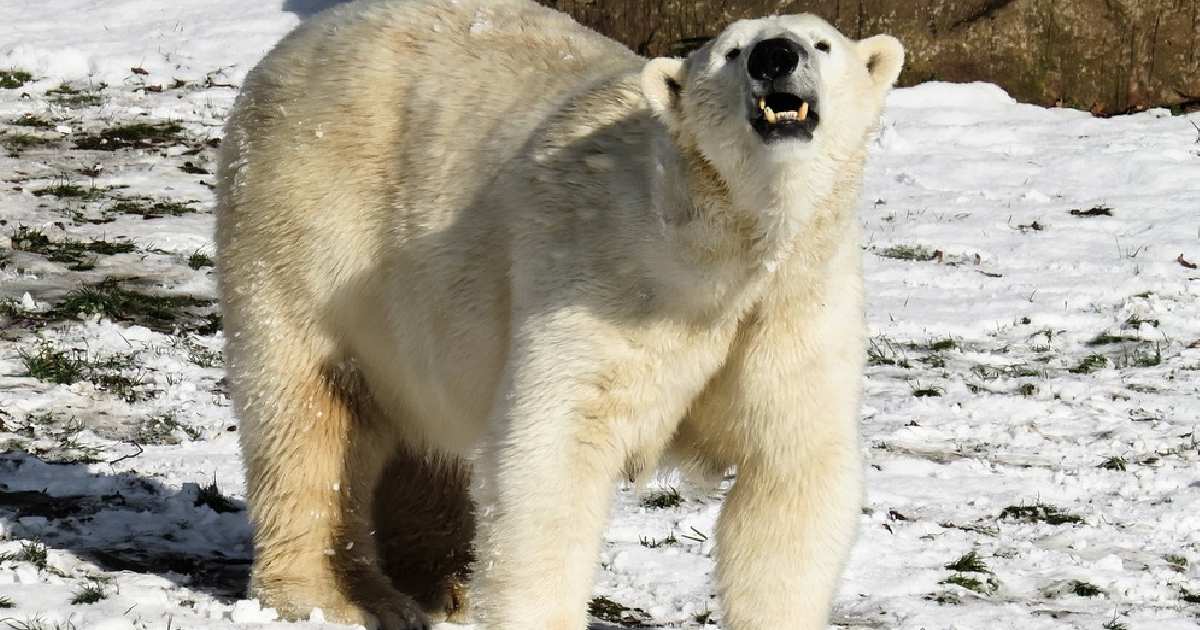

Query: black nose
[747,37,804,81]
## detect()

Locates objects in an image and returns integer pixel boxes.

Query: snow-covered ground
[2,2,1199,629]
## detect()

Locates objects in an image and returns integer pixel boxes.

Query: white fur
[216,1,903,628]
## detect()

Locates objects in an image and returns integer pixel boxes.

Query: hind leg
[235,348,429,630]
[375,449,475,623]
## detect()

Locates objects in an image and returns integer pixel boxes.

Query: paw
[421,577,470,624]
[252,575,429,630]
[365,597,432,630]
[345,572,433,630]
[294,597,431,630]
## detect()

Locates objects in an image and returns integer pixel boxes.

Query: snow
[2,1,1200,630]
[0,0,303,86]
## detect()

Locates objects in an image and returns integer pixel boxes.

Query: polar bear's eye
[815,41,831,53]
[725,48,742,61]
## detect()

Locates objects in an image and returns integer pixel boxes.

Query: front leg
[470,321,718,630]
[471,411,627,630]
[716,432,862,629]
[681,254,867,629]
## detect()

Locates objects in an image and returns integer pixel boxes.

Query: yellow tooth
[758,97,765,110]
[799,101,810,121]
[764,107,776,124]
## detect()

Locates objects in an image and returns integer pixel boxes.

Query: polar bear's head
[641,15,903,189]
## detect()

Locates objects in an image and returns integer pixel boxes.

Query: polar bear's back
[220,0,639,235]
[217,0,641,276]
[216,0,644,446]
[216,0,641,299]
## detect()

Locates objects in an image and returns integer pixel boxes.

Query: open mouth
[751,92,819,142]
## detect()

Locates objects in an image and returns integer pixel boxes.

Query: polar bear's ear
[857,35,904,89]
[641,57,686,124]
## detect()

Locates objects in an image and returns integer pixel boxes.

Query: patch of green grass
[87,354,144,403]
[924,590,961,605]
[109,197,197,218]
[878,244,938,261]
[2,618,47,630]
[998,504,1083,526]
[76,122,185,151]
[970,364,1042,380]
[20,345,87,384]
[19,344,148,402]
[11,225,53,252]
[46,83,103,108]
[1017,382,1037,396]
[171,334,223,368]
[944,551,990,573]
[1087,333,1140,346]
[587,596,652,626]
[0,541,48,570]
[137,413,201,445]
[191,347,221,367]
[1166,554,1189,571]
[195,477,240,513]
[919,353,946,368]
[0,70,33,89]
[929,338,957,351]
[31,182,105,200]
[1067,580,1104,597]
[188,250,214,270]
[0,131,55,154]
[939,573,998,595]
[1122,316,1159,330]
[54,94,103,108]
[10,226,134,269]
[639,532,678,548]
[938,521,999,537]
[88,241,135,256]
[1181,587,1200,604]
[1121,343,1162,368]
[1068,353,1109,374]
[69,582,106,605]
[641,487,683,509]
[911,385,943,398]
[179,161,209,175]
[1102,617,1128,630]
[56,280,213,330]
[0,595,12,608]
[1099,456,1127,471]
[14,415,104,464]
[1069,205,1113,217]
[195,313,223,336]
[11,114,54,128]
[868,336,911,368]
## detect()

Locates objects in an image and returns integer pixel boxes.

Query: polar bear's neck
[640,132,866,322]
[654,135,864,277]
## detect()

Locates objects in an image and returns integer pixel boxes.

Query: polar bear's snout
[744,35,821,144]
[747,37,804,81]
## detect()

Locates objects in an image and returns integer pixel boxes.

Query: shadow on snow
[0,454,659,629]
[0,453,251,599]
[281,0,353,19]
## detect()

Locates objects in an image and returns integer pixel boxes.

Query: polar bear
[215,0,903,629]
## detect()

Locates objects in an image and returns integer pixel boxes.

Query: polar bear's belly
[336,242,513,453]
